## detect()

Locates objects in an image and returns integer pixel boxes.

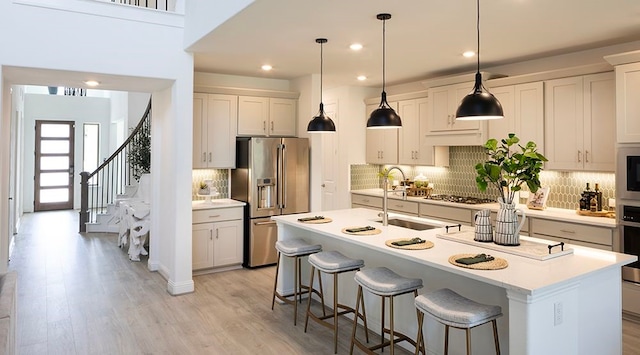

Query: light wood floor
[8,210,640,354]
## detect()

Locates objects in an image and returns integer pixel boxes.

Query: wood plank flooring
[8,210,640,354]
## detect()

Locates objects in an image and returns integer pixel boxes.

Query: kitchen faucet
[381,166,407,226]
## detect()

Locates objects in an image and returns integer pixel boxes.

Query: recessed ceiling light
[84,80,100,87]
[261,64,273,71]
[350,43,363,51]
[462,51,476,58]
[357,75,367,81]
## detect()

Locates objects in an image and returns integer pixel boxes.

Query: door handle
[208,152,212,162]
[203,152,206,162]
[585,150,589,163]
[216,229,219,239]
[271,121,274,132]
[577,150,581,162]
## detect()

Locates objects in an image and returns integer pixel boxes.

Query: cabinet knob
[321,184,326,187]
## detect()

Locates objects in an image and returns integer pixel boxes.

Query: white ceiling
[191,0,640,88]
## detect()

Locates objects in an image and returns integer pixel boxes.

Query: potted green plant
[128,132,150,181]
[475,133,547,245]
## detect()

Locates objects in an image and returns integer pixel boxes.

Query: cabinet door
[193,93,208,169]
[192,223,214,270]
[487,85,515,140]
[544,77,584,170]
[365,102,398,164]
[398,99,418,164]
[450,83,482,131]
[428,86,452,132]
[238,96,269,136]
[514,82,544,154]
[213,220,243,267]
[269,98,297,136]
[616,63,640,143]
[583,72,615,172]
[207,94,238,168]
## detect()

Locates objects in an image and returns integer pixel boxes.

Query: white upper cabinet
[428,82,482,133]
[614,62,640,143]
[398,97,449,166]
[544,73,615,171]
[237,96,296,137]
[365,102,399,164]
[193,93,238,169]
[488,82,544,152]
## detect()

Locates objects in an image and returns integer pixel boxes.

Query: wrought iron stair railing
[79,99,151,232]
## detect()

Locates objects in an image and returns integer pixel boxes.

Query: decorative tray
[576,209,615,218]
[436,230,573,261]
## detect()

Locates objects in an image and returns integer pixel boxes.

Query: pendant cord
[382,17,386,93]
[476,0,480,74]
[320,41,323,104]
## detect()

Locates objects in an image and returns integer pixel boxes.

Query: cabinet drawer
[193,207,243,224]
[419,204,472,224]
[530,218,612,246]
[351,194,383,209]
[387,200,419,215]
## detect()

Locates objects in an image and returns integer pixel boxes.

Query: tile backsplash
[351,146,616,210]
[192,169,229,200]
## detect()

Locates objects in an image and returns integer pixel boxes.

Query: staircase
[79,99,151,233]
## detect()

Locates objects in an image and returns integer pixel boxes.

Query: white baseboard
[167,279,194,295]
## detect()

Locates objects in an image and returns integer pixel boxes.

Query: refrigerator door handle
[277,143,286,209]
[281,144,287,209]
[254,220,277,226]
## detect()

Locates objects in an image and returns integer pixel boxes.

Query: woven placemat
[448,254,508,270]
[385,238,434,250]
[341,227,382,236]
[299,217,333,224]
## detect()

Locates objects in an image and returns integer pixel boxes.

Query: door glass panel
[41,124,69,138]
[39,188,69,203]
[40,172,69,187]
[40,156,69,170]
[41,140,69,154]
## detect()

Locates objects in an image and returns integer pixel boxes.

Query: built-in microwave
[617,145,640,200]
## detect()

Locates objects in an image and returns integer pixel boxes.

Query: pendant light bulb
[367,13,402,129]
[455,0,503,121]
[307,38,336,133]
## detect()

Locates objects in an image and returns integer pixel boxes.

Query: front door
[34,120,75,211]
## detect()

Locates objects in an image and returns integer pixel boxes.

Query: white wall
[127,92,151,130]
[0,0,198,292]
[194,71,292,92]
[22,94,111,212]
[183,0,253,51]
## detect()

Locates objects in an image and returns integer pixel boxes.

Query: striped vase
[494,199,526,246]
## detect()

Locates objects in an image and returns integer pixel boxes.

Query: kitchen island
[272,208,636,355]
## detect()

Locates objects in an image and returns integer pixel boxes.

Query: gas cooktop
[425,194,495,205]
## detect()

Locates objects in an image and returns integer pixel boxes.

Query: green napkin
[392,238,425,246]
[455,253,495,265]
[298,216,324,222]
[346,226,375,233]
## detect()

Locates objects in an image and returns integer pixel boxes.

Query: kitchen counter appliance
[621,205,640,283]
[231,137,310,268]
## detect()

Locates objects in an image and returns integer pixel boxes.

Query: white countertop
[352,188,617,228]
[272,208,635,295]
[192,198,246,210]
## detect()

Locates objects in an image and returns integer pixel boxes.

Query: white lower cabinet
[529,218,613,250]
[192,207,244,271]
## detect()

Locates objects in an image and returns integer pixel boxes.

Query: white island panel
[273,208,635,355]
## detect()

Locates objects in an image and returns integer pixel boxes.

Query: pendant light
[307,38,336,133]
[366,13,402,129]
[455,0,504,121]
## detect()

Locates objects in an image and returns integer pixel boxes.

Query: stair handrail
[79,99,152,232]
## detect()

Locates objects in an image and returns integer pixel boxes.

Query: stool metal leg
[414,311,424,355]
[271,252,281,310]
[492,319,501,355]
[381,296,385,347]
[318,269,326,317]
[304,265,316,332]
[389,295,395,355]
[293,255,299,325]
[444,325,449,355]
[333,273,338,354]
[465,328,471,355]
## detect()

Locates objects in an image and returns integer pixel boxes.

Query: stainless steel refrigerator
[231,137,310,268]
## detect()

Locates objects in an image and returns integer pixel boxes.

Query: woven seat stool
[304,250,368,354]
[271,238,323,326]
[350,267,424,355]
[414,288,502,355]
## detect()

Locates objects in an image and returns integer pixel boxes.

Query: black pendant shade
[307,38,336,133]
[455,0,504,121]
[367,13,401,129]
[307,102,336,132]
[455,72,504,120]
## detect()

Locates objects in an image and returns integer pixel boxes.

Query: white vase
[494,199,526,246]
[474,209,494,242]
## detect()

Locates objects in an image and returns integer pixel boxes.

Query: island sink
[375,218,438,231]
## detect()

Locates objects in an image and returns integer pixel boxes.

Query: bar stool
[414,288,502,355]
[350,267,424,355]
[271,238,323,326]
[304,250,368,354]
